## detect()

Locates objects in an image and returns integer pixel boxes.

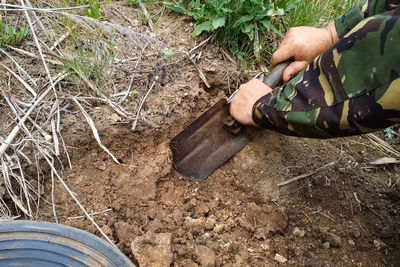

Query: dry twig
[132,76,159,131]
[277,162,336,186]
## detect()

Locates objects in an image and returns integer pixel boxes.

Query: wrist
[325,22,339,45]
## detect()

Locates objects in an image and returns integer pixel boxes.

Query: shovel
[170,61,291,181]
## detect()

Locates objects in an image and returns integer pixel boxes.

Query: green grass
[60,0,110,19]
[0,17,29,46]
[61,39,115,96]
[284,0,361,28]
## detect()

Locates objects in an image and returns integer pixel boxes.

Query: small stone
[348,239,355,246]
[147,206,157,220]
[44,134,52,142]
[247,248,254,253]
[274,253,287,264]
[293,227,305,237]
[194,245,216,267]
[322,232,342,247]
[323,242,330,249]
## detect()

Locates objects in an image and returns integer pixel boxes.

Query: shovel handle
[227,59,293,103]
[262,59,293,88]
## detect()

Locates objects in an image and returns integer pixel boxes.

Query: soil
[3,2,400,266]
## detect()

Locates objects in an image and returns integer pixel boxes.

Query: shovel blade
[170,99,254,181]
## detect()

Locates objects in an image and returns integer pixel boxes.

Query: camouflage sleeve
[253,11,400,138]
[334,0,400,37]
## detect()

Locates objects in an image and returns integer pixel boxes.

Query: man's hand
[272,22,339,82]
[230,79,272,126]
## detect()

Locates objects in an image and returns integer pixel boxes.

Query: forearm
[253,12,400,138]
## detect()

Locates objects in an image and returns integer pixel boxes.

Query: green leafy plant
[0,17,29,46]
[163,48,174,62]
[163,0,299,60]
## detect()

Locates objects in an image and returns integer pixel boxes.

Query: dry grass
[0,0,164,245]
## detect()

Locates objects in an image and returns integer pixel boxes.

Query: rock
[194,245,216,267]
[323,242,330,249]
[131,232,173,267]
[147,206,157,220]
[348,239,355,246]
[293,227,305,237]
[322,232,342,247]
[44,134,52,142]
[274,253,287,264]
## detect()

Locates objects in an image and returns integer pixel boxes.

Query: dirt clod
[293,227,306,237]
[131,232,173,267]
[194,245,216,267]
[274,253,288,264]
[322,232,342,247]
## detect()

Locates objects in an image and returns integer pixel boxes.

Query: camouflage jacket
[253,0,400,138]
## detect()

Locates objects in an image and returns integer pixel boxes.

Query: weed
[163,0,299,60]
[162,48,173,62]
[0,16,29,47]
[284,0,360,28]
[61,0,110,19]
[61,39,115,96]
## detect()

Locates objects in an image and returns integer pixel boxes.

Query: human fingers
[282,60,308,82]
[230,79,272,126]
[272,44,294,66]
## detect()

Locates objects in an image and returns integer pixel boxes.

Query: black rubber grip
[262,59,293,88]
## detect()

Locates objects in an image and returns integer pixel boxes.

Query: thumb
[272,45,293,66]
[282,61,308,82]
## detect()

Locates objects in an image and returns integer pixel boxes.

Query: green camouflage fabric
[252,1,400,138]
[335,0,400,37]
